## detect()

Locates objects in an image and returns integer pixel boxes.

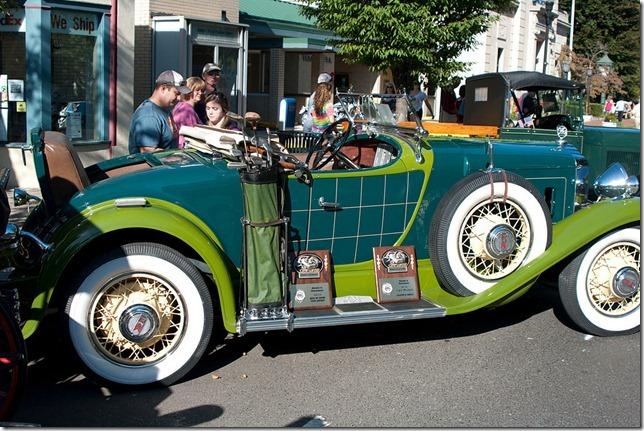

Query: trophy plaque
[373,246,420,303]
[289,250,333,310]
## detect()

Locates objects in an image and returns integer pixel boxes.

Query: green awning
[239,0,335,51]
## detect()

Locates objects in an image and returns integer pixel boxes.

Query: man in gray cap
[129,70,191,154]
[196,63,222,123]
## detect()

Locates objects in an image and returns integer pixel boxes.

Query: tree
[559,0,639,99]
[300,0,513,91]
[0,0,20,14]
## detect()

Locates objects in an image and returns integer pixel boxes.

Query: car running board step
[238,298,445,333]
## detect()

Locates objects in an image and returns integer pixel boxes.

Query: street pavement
[11,286,641,427]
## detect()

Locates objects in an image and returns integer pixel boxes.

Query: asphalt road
[10,285,641,428]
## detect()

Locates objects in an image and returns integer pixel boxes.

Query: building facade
[240,0,388,127]
[436,0,570,120]
[1,0,115,187]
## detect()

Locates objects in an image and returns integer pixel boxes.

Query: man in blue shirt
[129,70,191,154]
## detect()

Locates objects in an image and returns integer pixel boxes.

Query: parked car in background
[402,71,640,182]
[0,94,639,388]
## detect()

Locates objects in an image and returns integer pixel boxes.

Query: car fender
[24,198,239,338]
[433,197,640,314]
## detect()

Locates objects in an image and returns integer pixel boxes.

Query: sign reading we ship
[51,11,98,36]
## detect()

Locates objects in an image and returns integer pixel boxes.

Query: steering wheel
[305,118,357,170]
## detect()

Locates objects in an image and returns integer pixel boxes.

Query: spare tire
[429,170,552,296]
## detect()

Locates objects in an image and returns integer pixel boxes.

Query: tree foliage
[559,0,639,99]
[300,0,513,91]
[0,0,20,14]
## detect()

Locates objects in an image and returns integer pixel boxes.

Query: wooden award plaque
[373,246,420,303]
[289,250,334,310]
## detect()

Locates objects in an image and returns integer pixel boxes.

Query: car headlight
[593,163,640,199]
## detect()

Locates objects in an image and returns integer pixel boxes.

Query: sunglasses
[207,71,221,76]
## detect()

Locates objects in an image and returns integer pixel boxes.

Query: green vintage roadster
[1,93,640,387]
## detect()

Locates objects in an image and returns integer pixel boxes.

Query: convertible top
[463,71,584,126]
[466,71,584,91]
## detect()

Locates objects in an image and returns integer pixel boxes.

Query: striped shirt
[311,101,334,133]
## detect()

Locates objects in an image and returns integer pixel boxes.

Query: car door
[285,139,425,265]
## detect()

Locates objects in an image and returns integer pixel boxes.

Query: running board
[237,298,445,334]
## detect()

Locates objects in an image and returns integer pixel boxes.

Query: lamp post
[562,59,571,79]
[596,53,614,106]
[585,66,593,115]
[542,0,555,74]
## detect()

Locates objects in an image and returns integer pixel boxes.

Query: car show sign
[289,250,333,310]
[373,246,420,303]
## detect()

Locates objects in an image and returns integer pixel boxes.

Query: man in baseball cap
[129,70,190,153]
[155,70,192,94]
[197,63,222,123]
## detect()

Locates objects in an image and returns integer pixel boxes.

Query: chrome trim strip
[114,197,148,207]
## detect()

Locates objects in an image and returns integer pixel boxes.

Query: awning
[240,0,335,51]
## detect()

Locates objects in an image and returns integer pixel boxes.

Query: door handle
[318,196,341,210]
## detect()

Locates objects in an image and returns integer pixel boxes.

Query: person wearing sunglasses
[196,63,222,123]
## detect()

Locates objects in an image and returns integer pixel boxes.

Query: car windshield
[335,92,416,127]
[508,88,585,129]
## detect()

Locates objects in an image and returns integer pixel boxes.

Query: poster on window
[66,111,82,139]
[7,79,23,102]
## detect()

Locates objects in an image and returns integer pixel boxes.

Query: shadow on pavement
[257,285,564,358]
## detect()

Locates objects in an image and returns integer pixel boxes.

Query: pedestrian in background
[173,77,206,148]
[604,96,614,117]
[382,81,397,114]
[409,82,433,121]
[128,70,191,154]
[632,100,640,129]
[310,73,335,133]
[196,63,222,124]
[615,97,627,122]
[456,85,466,123]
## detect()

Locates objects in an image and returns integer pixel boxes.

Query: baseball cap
[317,72,333,84]
[155,70,191,94]
[202,63,222,76]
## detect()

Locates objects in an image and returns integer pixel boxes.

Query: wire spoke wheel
[586,242,640,317]
[559,227,640,336]
[65,243,213,386]
[429,171,551,296]
[459,199,531,280]
[90,273,185,366]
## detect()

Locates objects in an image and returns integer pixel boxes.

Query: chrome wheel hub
[612,267,640,299]
[119,304,160,343]
[486,225,517,259]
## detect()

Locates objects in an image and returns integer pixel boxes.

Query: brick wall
[149,0,239,23]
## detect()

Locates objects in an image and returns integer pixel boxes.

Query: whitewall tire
[559,227,640,336]
[64,242,213,386]
[429,171,552,296]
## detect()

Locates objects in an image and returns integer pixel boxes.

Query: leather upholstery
[42,131,90,207]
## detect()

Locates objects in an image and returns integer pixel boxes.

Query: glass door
[218,47,240,113]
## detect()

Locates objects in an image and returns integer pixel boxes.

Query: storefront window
[248,50,270,94]
[50,10,104,142]
[0,27,27,143]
